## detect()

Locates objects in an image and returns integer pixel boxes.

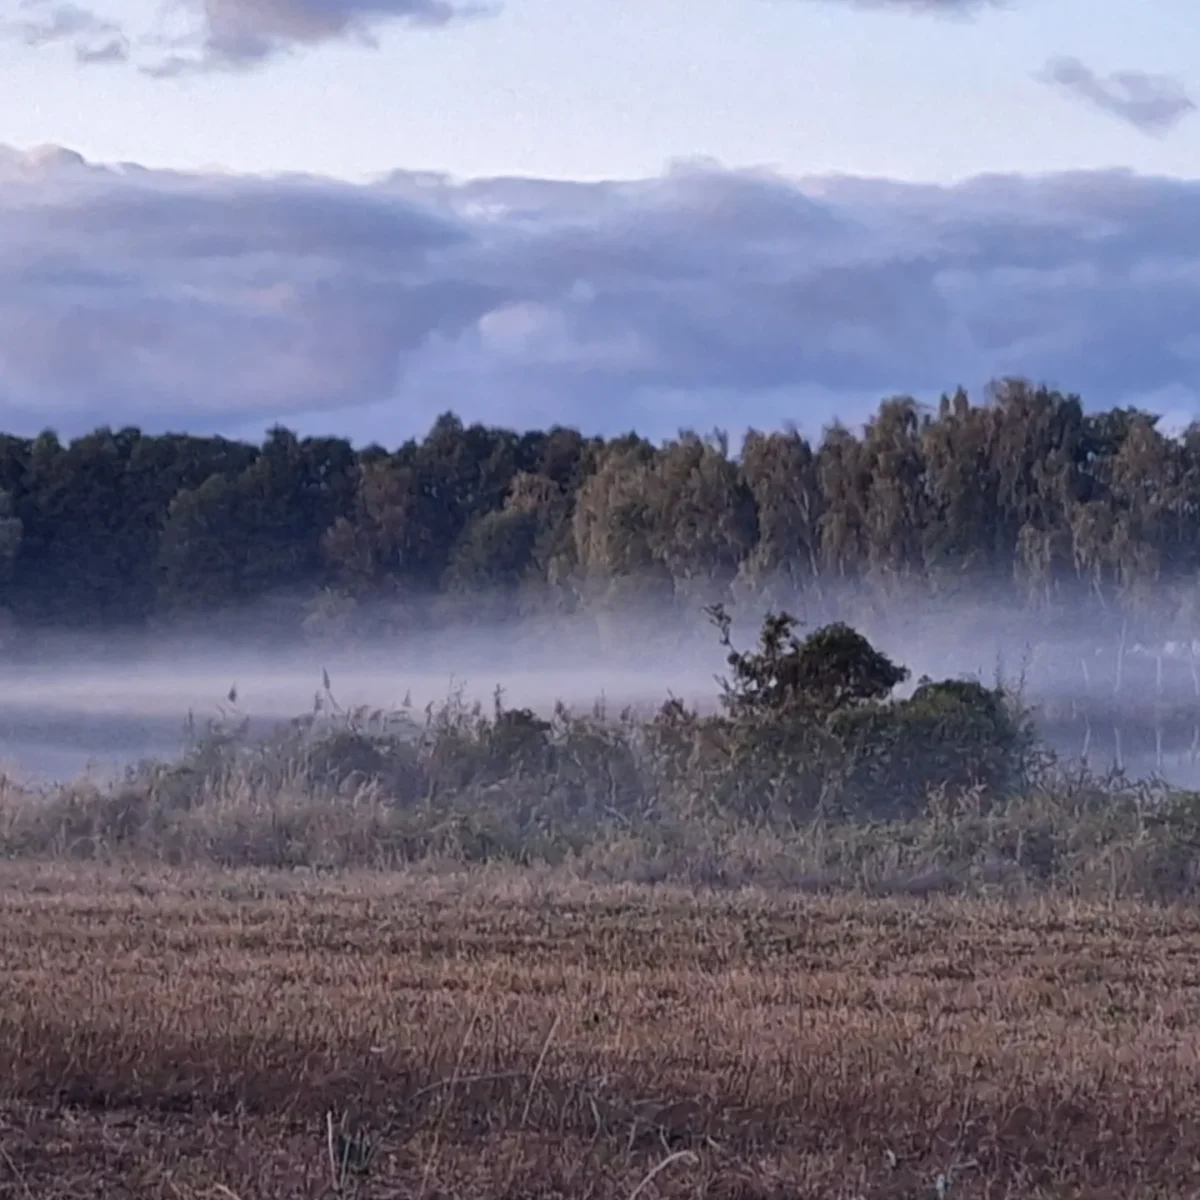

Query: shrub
[705,605,1035,820]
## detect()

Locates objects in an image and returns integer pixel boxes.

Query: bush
[704,605,1034,820]
[830,679,1036,818]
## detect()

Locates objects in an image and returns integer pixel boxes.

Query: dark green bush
[701,606,1035,821]
[829,679,1036,818]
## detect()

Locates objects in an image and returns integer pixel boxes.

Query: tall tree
[739,427,824,591]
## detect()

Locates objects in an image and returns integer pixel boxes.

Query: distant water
[0,706,192,785]
[1042,723,1200,790]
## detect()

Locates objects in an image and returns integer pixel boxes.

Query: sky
[0,0,1198,445]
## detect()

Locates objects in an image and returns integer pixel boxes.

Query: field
[4,864,1200,1199]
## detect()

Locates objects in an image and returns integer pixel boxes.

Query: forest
[0,377,1197,643]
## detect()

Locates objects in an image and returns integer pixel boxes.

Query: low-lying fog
[0,658,722,784]
[4,598,1200,789]
[0,615,724,784]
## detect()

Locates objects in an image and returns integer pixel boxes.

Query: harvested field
[3,863,1200,1198]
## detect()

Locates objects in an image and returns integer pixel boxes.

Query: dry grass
[4,862,1200,1198]
[1,673,1195,903]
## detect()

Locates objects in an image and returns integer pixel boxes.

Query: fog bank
[5,592,1200,786]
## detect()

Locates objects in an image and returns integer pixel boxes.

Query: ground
[3,863,1200,1198]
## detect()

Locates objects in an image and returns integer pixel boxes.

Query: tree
[860,397,930,585]
[0,488,21,585]
[640,431,757,599]
[739,426,824,590]
[570,438,666,598]
[709,604,908,722]
[816,422,870,579]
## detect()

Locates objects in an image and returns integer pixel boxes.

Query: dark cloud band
[0,148,1198,441]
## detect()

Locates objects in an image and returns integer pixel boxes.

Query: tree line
[1,377,1198,637]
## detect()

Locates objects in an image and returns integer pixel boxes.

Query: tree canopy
[2,379,1199,638]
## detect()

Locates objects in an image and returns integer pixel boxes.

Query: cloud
[12,0,1007,76]
[4,0,487,73]
[1038,56,1196,135]
[0,1,128,64]
[1,145,1200,443]
[146,0,488,75]
[9,0,1007,75]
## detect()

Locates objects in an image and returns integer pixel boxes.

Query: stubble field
[3,864,1200,1199]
